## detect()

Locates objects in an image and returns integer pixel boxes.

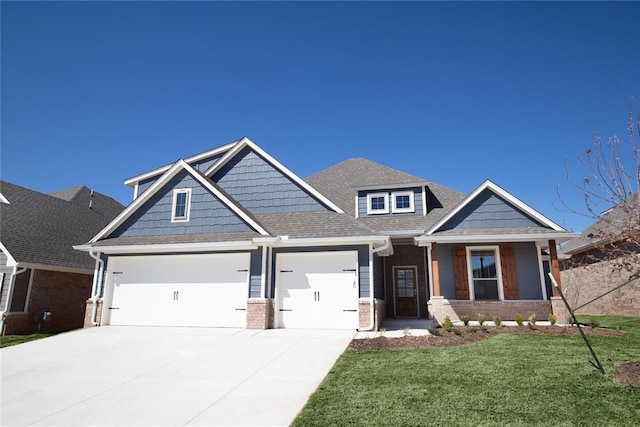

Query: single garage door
[275,251,359,329]
[106,253,250,327]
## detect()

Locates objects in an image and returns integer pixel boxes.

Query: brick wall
[359,298,385,330]
[246,299,274,329]
[448,300,552,322]
[3,269,92,335]
[83,298,104,327]
[561,255,640,316]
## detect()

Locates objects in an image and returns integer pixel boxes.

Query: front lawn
[293,316,640,426]
[0,333,56,348]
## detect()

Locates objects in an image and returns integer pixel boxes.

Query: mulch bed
[348,325,624,351]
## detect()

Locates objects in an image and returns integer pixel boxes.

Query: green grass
[293,316,640,426]
[0,333,56,348]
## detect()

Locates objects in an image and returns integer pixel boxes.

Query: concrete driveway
[1,326,354,426]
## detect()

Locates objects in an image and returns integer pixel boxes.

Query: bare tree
[558,99,640,315]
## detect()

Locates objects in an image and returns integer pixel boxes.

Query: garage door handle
[279,309,293,312]
[343,309,357,312]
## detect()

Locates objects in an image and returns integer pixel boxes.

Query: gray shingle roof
[1,181,124,271]
[91,232,261,247]
[255,211,378,239]
[305,158,465,233]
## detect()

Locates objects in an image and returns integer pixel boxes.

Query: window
[171,188,192,222]
[392,191,415,213]
[10,269,32,312]
[366,192,389,214]
[469,249,500,300]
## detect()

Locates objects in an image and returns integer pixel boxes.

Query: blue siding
[137,177,157,198]
[437,242,543,300]
[213,147,328,214]
[358,188,423,218]
[110,170,253,237]
[271,246,371,298]
[249,247,263,298]
[440,190,544,230]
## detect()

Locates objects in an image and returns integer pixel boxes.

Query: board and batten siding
[0,251,14,311]
[440,189,544,230]
[357,188,424,218]
[271,246,371,298]
[110,171,253,238]
[437,242,544,300]
[213,147,328,214]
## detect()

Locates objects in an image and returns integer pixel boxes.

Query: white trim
[353,182,428,191]
[415,231,579,245]
[0,242,17,267]
[536,244,549,301]
[123,141,238,187]
[171,188,192,222]
[391,191,415,213]
[366,192,389,215]
[422,186,427,217]
[425,180,566,235]
[425,243,434,298]
[354,194,359,219]
[392,265,420,317]
[89,159,269,243]
[466,246,504,301]
[260,245,268,299]
[0,192,10,204]
[75,240,257,255]
[133,183,139,200]
[10,263,93,275]
[204,137,345,214]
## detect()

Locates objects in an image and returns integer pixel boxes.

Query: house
[560,196,640,317]
[75,137,577,330]
[0,182,124,335]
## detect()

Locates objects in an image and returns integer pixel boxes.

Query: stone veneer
[428,297,553,323]
[246,298,275,329]
[359,298,386,331]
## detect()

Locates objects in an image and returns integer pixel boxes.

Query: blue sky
[2,1,638,233]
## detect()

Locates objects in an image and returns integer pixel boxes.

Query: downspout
[1,265,28,336]
[88,251,104,326]
[357,238,391,332]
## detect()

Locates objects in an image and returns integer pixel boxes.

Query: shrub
[403,327,411,337]
[452,328,462,336]
[493,316,502,327]
[477,314,485,326]
[528,313,537,325]
[515,313,524,326]
[427,327,440,336]
[548,314,557,326]
[461,315,470,326]
[589,319,600,329]
[442,315,453,331]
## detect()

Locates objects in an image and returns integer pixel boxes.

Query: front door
[394,266,418,317]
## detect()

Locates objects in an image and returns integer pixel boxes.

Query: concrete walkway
[1,326,354,426]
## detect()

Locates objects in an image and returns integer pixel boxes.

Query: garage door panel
[107,253,249,327]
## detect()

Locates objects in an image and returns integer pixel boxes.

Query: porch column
[431,243,441,297]
[548,239,562,296]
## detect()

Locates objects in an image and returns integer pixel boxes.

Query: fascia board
[426,180,565,234]
[415,231,580,246]
[0,192,10,204]
[257,235,390,247]
[353,182,429,191]
[181,161,270,236]
[74,241,257,254]
[0,242,17,266]
[123,141,238,187]
[205,137,346,214]
[13,262,93,275]
[89,160,189,243]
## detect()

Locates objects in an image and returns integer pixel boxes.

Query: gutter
[88,251,104,326]
[0,265,28,336]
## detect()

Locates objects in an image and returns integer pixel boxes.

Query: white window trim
[366,192,389,215]
[466,246,504,301]
[171,188,192,222]
[392,191,415,213]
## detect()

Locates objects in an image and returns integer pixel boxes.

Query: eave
[415,231,580,246]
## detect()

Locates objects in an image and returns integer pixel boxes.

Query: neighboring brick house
[560,197,640,317]
[76,137,577,330]
[0,182,123,335]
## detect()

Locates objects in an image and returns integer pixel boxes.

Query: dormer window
[367,192,389,215]
[172,188,192,222]
[392,191,415,213]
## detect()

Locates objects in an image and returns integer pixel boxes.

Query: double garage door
[105,251,360,329]
[106,253,250,327]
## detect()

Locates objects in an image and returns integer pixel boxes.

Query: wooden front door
[394,267,418,317]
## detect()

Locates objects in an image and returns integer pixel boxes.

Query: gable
[212,146,329,214]
[109,170,255,238]
[439,189,547,231]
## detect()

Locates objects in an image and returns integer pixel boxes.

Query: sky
[2,1,639,233]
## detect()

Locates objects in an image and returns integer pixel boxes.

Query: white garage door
[106,253,250,327]
[275,251,359,329]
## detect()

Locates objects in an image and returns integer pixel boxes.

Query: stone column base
[83,299,103,328]
[550,297,571,325]
[427,296,459,324]
[246,299,274,329]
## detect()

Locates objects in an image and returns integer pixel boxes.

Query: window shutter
[499,245,519,300]
[452,247,470,300]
